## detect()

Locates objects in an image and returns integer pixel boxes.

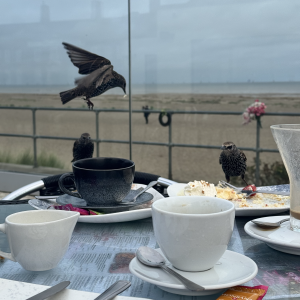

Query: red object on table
[242,184,257,197]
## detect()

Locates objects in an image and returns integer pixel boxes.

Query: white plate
[167,183,289,217]
[32,184,164,223]
[129,248,257,296]
[244,216,300,255]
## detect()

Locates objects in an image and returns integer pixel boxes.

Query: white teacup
[0,210,79,271]
[152,196,235,272]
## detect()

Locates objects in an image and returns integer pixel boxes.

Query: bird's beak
[221,145,226,150]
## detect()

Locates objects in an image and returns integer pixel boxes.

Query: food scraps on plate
[178,180,289,209]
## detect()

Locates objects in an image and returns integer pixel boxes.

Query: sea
[0,82,300,95]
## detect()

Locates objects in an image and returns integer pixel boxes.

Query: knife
[94,280,131,300]
[26,281,70,300]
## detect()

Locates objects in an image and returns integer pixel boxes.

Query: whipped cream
[184,180,217,197]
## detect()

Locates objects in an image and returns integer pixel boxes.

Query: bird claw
[84,98,94,110]
[88,102,94,110]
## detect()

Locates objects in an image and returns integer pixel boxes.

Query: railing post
[168,113,173,180]
[255,118,260,186]
[32,109,37,168]
[95,111,100,157]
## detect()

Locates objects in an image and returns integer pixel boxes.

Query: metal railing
[1,106,300,185]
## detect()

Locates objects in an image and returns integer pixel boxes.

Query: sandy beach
[0,92,299,184]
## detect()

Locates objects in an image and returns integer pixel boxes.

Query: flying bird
[219,141,248,185]
[60,42,126,109]
[72,133,94,162]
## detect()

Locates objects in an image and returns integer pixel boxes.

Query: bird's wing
[95,66,114,88]
[72,140,79,157]
[62,42,111,75]
[71,140,79,162]
[240,150,247,162]
[219,152,223,164]
[75,65,113,88]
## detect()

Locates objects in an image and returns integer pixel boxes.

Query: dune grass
[0,149,65,169]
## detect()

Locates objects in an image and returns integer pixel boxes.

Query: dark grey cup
[58,157,135,206]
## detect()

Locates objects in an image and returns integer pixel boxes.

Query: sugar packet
[217,285,268,300]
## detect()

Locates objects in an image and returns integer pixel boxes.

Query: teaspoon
[94,280,131,300]
[136,246,205,292]
[251,217,290,229]
[123,181,157,205]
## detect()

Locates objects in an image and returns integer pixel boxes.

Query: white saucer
[31,184,164,223]
[245,216,300,255]
[167,183,289,217]
[129,248,257,296]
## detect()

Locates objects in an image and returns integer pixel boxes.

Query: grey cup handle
[58,173,81,198]
[94,280,131,300]
[160,265,205,292]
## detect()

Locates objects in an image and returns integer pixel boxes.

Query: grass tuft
[0,149,65,169]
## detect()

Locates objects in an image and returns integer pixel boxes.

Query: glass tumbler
[271,124,300,232]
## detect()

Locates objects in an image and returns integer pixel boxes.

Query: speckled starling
[60,42,126,109]
[72,133,94,162]
[219,141,248,185]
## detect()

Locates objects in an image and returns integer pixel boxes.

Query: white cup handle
[0,224,16,261]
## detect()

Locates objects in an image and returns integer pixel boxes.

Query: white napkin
[0,278,152,300]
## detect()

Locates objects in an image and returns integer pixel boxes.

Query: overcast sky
[0,0,299,86]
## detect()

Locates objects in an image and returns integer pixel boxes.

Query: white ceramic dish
[129,248,258,296]
[32,184,164,223]
[167,183,289,217]
[0,278,151,300]
[244,215,300,255]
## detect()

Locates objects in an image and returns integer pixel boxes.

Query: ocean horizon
[0,82,300,95]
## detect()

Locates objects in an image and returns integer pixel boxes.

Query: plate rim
[167,183,290,211]
[30,184,163,223]
[129,249,258,291]
[244,218,300,249]
[56,190,153,209]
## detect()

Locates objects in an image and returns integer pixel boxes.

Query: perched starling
[72,133,94,162]
[219,141,248,185]
[60,42,126,109]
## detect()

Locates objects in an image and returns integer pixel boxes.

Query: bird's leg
[241,175,249,186]
[82,97,94,110]
[86,98,94,110]
[226,175,230,183]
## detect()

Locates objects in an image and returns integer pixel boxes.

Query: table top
[0,202,298,300]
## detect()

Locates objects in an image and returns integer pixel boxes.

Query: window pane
[0,0,129,177]
[131,0,299,184]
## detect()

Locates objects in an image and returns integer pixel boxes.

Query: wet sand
[0,92,299,184]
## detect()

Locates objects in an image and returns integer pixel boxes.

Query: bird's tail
[59,88,81,105]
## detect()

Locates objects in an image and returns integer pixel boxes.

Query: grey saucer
[56,188,154,213]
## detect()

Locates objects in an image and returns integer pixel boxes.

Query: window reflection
[0,0,299,185]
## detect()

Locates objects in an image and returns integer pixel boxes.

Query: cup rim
[72,157,135,171]
[271,124,300,131]
[152,196,235,217]
[6,210,79,226]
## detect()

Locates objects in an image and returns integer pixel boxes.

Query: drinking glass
[271,124,300,232]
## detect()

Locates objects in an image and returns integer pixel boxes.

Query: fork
[219,180,290,197]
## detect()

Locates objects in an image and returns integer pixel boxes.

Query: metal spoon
[123,181,157,205]
[136,246,205,292]
[94,280,131,300]
[251,217,290,228]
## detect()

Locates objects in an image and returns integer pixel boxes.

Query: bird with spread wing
[60,42,126,109]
